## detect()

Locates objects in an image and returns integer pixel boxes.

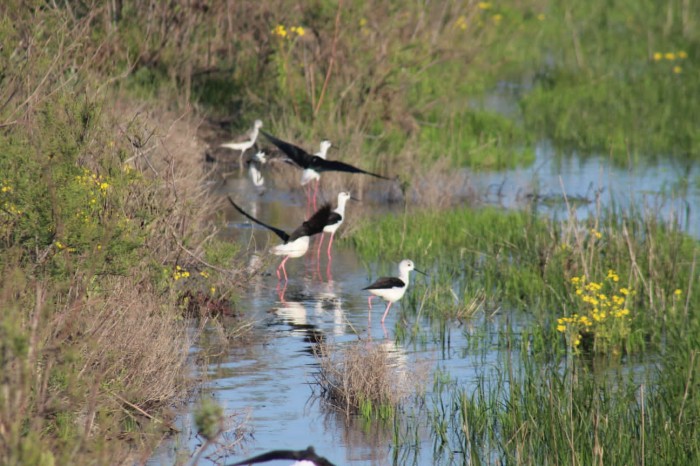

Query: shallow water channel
[150,145,700,465]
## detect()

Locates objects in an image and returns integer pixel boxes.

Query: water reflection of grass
[349,203,700,462]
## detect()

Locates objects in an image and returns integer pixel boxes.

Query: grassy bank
[0,4,246,463]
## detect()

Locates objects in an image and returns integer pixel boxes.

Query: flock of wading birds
[219,120,427,325]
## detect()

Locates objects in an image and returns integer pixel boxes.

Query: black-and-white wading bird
[260,130,390,209]
[226,445,336,466]
[220,119,263,169]
[363,259,426,323]
[227,197,331,281]
[317,191,355,258]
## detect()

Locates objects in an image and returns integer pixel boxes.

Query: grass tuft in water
[313,340,429,420]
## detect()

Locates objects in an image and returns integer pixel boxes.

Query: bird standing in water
[228,197,331,281]
[363,259,426,323]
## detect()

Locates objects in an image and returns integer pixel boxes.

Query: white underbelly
[369,286,406,303]
[272,236,310,258]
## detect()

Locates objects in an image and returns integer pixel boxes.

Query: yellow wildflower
[537,13,545,21]
[272,24,287,38]
[210,287,216,294]
[455,15,468,30]
[665,52,676,60]
[653,52,663,61]
[291,26,306,37]
[100,182,109,192]
[590,228,602,239]
[674,289,682,296]
[678,51,688,59]
[492,14,503,24]
[478,2,491,10]
[557,324,567,332]
[199,270,210,278]
[673,65,682,74]
[620,288,629,295]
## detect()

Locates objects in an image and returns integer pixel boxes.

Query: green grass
[350,203,699,352]
[422,326,700,464]
[347,199,700,463]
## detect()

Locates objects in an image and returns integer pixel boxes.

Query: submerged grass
[426,326,700,465]
[313,340,429,421]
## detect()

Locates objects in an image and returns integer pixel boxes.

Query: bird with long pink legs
[260,130,390,213]
[316,191,357,262]
[227,197,331,282]
[363,259,427,325]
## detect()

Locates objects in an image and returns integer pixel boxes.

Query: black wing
[363,276,406,290]
[260,130,314,169]
[312,158,390,180]
[226,446,336,466]
[326,211,342,227]
[289,203,332,241]
[227,196,290,243]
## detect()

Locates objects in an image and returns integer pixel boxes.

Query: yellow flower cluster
[1,181,22,216]
[557,270,633,352]
[455,15,468,31]
[272,24,306,39]
[75,168,110,194]
[54,240,76,253]
[652,51,687,74]
[478,2,491,9]
[173,265,190,281]
[652,51,688,61]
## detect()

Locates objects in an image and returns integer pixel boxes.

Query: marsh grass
[346,190,700,463]
[313,340,430,420]
[424,326,700,465]
[351,196,699,354]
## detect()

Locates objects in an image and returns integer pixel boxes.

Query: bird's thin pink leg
[327,231,335,258]
[277,256,289,282]
[325,259,333,282]
[317,232,325,256]
[367,296,374,323]
[381,302,393,323]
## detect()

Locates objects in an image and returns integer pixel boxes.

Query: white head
[337,191,351,206]
[318,140,332,158]
[253,119,263,129]
[398,259,416,275]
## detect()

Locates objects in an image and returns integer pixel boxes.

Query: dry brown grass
[313,340,430,418]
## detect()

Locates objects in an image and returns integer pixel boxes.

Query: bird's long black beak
[350,196,360,202]
[415,268,428,277]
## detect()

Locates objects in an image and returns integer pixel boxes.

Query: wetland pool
[149,145,700,465]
